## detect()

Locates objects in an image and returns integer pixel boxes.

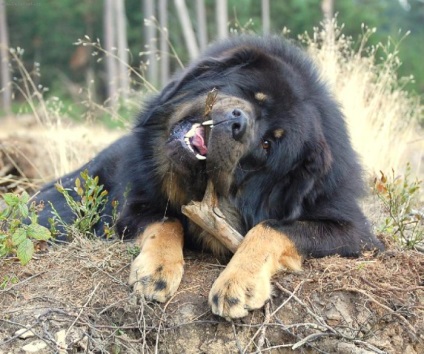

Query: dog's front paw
[129,250,184,303]
[208,265,272,319]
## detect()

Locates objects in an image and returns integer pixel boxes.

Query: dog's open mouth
[170,119,213,160]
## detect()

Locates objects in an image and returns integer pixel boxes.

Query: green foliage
[0,192,51,265]
[0,275,19,289]
[50,170,117,238]
[127,245,140,258]
[374,164,423,249]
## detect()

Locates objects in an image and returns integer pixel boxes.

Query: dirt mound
[1,236,423,353]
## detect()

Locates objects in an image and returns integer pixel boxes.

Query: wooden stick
[181,181,243,253]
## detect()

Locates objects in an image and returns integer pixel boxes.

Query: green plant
[50,170,118,238]
[0,192,51,265]
[374,164,423,249]
[1,275,19,289]
[126,245,140,258]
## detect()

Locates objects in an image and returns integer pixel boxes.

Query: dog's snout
[229,109,247,141]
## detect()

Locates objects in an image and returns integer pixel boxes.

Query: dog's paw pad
[129,253,183,303]
[208,270,271,319]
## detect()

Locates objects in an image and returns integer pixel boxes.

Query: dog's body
[35,36,383,319]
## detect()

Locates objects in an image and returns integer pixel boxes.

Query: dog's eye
[262,140,271,150]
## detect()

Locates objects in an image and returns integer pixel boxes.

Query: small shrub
[0,192,51,265]
[374,163,423,249]
[50,170,118,238]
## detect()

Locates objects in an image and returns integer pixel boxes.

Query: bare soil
[0,238,423,354]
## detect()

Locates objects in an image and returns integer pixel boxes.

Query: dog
[35,35,384,319]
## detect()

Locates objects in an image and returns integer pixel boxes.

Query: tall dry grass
[1,48,123,184]
[303,20,424,179]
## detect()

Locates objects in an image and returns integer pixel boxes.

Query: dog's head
[138,36,343,214]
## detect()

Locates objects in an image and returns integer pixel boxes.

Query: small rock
[14,327,36,339]
[55,330,67,354]
[22,340,47,353]
[337,342,374,354]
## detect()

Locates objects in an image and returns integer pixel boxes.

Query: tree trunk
[196,0,208,50]
[321,0,335,45]
[262,0,270,35]
[174,0,199,60]
[0,0,11,115]
[143,0,158,87]
[103,0,118,106]
[321,0,334,21]
[159,0,169,86]
[216,0,228,40]
[115,0,130,99]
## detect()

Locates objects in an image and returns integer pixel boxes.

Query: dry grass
[304,20,424,179]
[0,116,122,183]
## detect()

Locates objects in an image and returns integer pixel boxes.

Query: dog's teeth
[195,154,206,160]
[184,137,195,153]
[185,130,195,138]
[202,120,213,126]
[184,123,200,138]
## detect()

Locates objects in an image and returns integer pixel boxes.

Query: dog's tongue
[192,127,208,156]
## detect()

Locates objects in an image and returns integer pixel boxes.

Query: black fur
[35,36,384,257]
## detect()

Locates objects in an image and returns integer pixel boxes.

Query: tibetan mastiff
[35,36,383,319]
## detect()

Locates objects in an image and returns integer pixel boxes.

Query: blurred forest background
[0,0,423,120]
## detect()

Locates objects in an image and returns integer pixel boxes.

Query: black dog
[35,36,383,319]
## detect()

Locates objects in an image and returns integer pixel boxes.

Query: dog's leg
[129,219,184,302]
[209,222,302,319]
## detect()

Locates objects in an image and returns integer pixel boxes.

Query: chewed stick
[204,88,218,117]
[181,181,243,253]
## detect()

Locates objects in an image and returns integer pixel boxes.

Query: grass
[302,20,423,179]
[374,163,423,249]
[50,170,119,239]
[0,191,51,265]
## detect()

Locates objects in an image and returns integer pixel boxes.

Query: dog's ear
[304,136,333,177]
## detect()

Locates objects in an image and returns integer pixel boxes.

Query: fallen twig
[182,181,243,252]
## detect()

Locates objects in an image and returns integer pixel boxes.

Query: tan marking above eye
[254,92,267,102]
[273,129,285,139]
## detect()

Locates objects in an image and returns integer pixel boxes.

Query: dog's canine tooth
[195,154,206,160]
[184,137,195,153]
[202,120,214,126]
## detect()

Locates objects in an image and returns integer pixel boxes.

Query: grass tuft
[302,20,424,178]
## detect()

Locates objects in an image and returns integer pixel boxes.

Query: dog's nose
[229,109,247,141]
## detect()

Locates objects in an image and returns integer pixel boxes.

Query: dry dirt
[0,120,423,353]
[0,239,423,354]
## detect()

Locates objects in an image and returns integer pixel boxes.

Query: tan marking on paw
[209,223,302,319]
[129,220,184,302]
